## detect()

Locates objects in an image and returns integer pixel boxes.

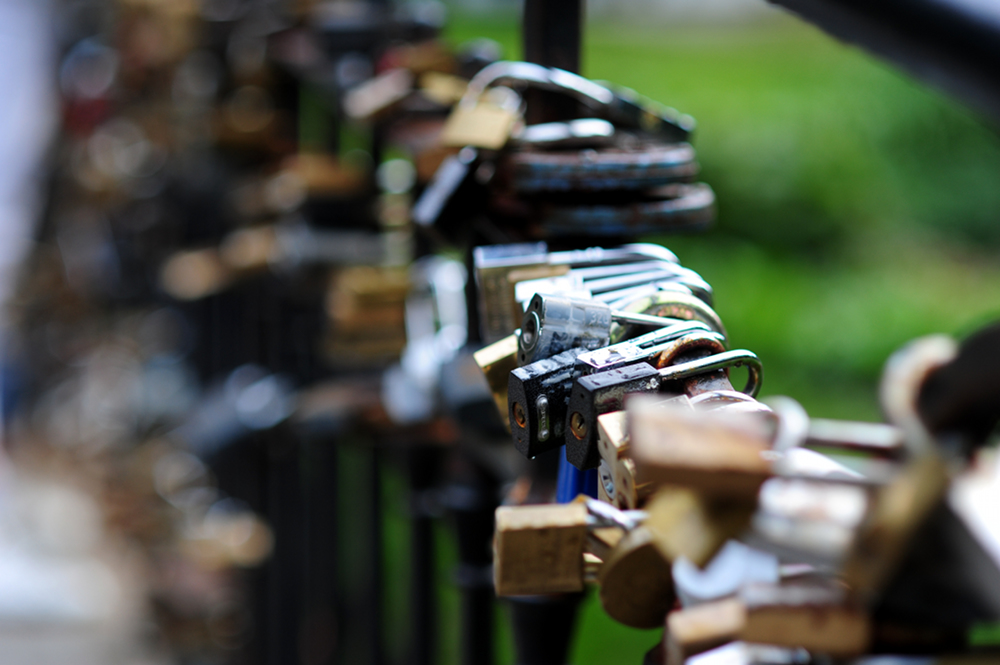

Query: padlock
[597,410,629,469]
[643,487,756,568]
[507,322,715,460]
[749,475,873,566]
[517,292,686,365]
[666,584,870,661]
[739,584,870,656]
[598,526,676,629]
[440,86,522,150]
[473,242,677,343]
[473,333,520,431]
[627,398,772,498]
[508,322,715,459]
[566,349,762,470]
[324,266,410,366]
[508,347,588,459]
[494,496,644,596]
[507,138,698,193]
[493,502,589,596]
[463,61,694,143]
[596,411,657,509]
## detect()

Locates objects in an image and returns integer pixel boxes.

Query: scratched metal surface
[508,140,698,192]
[539,183,716,236]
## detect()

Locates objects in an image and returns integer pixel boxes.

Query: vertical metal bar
[369,445,384,665]
[508,8,588,662]
[522,0,584,124]
[409,447,438,665]
[522,0,582,72]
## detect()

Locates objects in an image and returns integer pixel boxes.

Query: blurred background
[0,0,998,663]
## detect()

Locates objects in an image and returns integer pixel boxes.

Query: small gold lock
[666,585,871,661]
[493,502,589,596]
[473,334,520,432]
[643,487,755,568]
[629,400,772,500]
[440,89,522,150]
[598,526,675,629]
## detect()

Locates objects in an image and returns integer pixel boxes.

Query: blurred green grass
[413,6,1000,664]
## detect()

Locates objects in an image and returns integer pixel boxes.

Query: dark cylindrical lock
[565,363,662,469]
[508,321,716,460]
[518,292,684,365]
[518,293,614,365]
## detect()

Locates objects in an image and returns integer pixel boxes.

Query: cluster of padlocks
[10,0,1000,663]
[478,245,1000,663]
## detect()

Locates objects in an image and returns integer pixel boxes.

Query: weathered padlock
[473,333,519,431]
[643,486,757,569]
[598,526,676,629]
[667,584,870,660]
[493,502,590,596]
[508,321,714,460]
[627,398,772,498]
[473,242,677,343]
[566,349,762,470]
[493,496,645,596]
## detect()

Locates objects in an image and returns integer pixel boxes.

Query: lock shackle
[461,61,694,142]
[579,496,646,531]
[766,395,906,461]
[657,349,763,398]
[462,61,614,110]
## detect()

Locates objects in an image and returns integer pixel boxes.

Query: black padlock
[565,350,762,470]
[508,321,716,459]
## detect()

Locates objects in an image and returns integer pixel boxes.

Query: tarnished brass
[493,502,589,596]
[598,526,675,629]
[473,334,520,431]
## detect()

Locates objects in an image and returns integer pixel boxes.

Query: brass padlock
[598,526,676,629]
[493,502,589,596]
[739,583,871,657]
[644,487,755,568]
[473,334,519,431]
[440,87,522,150]
[666,584,870,661]
[597,411,654,509]
[629,399,772,499]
